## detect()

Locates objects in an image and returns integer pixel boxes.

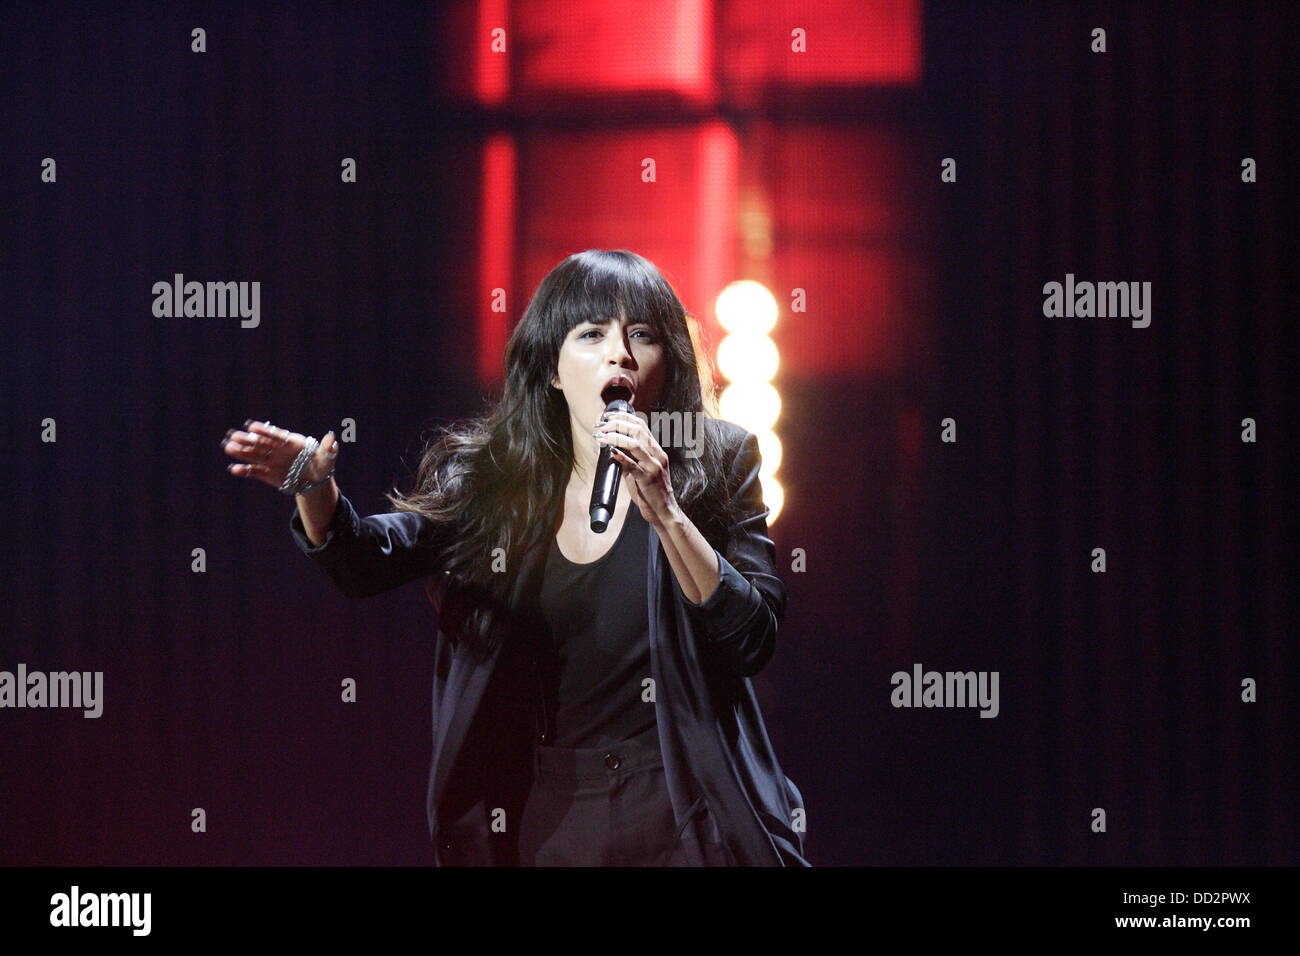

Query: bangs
[550,251,680,340]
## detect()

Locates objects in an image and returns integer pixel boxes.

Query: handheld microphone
[589,396,633,532]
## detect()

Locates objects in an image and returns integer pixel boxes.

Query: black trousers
[517,722,689,866]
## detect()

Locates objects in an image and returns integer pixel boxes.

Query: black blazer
[290,419,809,865]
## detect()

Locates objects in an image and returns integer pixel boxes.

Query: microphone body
[589,397,633,532]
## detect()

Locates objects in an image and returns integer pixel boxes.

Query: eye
[578,327,655,342]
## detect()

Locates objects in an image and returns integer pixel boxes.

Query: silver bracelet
[278,436,319,496]
[294,470,336,496]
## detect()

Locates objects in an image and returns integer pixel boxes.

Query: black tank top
[534,505,656,748]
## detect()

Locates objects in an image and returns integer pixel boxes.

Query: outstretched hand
[221,420,338,493]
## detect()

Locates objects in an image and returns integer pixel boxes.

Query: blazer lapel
[428,538,551,812]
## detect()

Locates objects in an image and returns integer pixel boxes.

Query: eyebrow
[578,318,654,331]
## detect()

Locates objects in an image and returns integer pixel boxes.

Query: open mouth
[600,383,635,405]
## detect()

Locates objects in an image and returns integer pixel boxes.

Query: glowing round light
[717,333,779,383]
[715,280,778,336]
[759,474,784,524]
[755,431,783,473]
[719,382,781,432]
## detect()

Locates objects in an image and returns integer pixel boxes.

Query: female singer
[220,249,809,866]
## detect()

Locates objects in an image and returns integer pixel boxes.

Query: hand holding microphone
[590,394,678,532]
[588,397,634,532]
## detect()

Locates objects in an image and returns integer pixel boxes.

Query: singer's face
[551,313,665,431]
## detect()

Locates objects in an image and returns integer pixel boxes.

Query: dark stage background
[1,0,1293,866]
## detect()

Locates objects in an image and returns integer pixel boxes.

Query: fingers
[221,429,274,462]
[222,420,295,455]
[222,421,337,487]
[607,444,644,472]
[596,412,664,458]
[595,416,665,476]
[613,453,640,477]
[598,410,647,432]
[596,428,634,452]
[222,421,292,484]
[245,419,281,437]
[226,460,266,478]
[245,420,296,446]
[597,429,651,465]
[623,469,646,506]
[595,418,641,443]
[304,431,339,482]
[617,463,654,523]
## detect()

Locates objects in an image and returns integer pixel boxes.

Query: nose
[605,329,634,366]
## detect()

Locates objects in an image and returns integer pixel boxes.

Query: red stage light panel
[720,0,922,88]
[474,0,511,105]
[478,134,517,384]
[770,124,931,378]
[508,0,714,100]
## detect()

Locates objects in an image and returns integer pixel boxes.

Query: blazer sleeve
[288,492,447,599]
[671,430,787,678]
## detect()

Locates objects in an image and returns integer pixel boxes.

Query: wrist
[295,475,337,500]
[655,501,687,533]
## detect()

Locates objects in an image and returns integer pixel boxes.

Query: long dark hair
[386,249,742,659]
